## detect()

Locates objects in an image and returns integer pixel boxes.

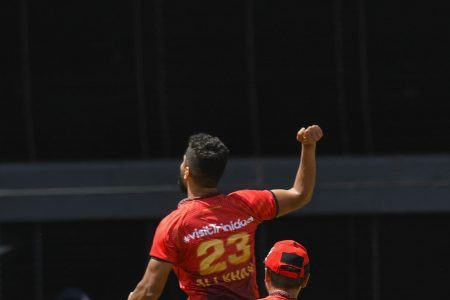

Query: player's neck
[187,186,219,199]
[267,285,301,299]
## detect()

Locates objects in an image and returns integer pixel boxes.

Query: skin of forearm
[291,144,317,205]
[129,284,159,300]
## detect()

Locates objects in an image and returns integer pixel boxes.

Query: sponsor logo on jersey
[183,216,254,243]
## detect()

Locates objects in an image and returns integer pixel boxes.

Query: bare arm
[128,258,173,300]
[272,125,323,217]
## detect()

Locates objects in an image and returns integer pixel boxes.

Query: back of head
[266,267,306,290]
[185,133,229,187]
[264,240,310,290]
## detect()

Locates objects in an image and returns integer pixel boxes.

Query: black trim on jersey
[150,256,174,265]
[270,190,280,218]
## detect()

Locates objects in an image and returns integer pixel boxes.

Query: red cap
[264,240,310,279]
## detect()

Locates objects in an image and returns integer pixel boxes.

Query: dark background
[2,0,450,162]
[1,0,450,299]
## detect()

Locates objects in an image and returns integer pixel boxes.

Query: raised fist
[296,125,323,146]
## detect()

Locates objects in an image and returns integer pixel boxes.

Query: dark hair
[185,133,229,187]
[267,265,309,290]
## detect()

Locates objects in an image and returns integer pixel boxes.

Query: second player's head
[264,240,310,295]
[178,133,229,193]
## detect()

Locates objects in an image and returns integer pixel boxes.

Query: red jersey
[258,291,298,300]
[150,190,278,299]
[258,295,296,300]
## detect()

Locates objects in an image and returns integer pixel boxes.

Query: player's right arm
[271,125,323,217]
[128,258,172,300]
[129,212,179,300]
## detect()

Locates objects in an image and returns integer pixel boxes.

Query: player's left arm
[128,258,172,300]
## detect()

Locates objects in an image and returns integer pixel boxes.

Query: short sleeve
[149,213,179,264]
[229,190,278,221]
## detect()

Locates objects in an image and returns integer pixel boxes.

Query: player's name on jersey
[183,217,255,243]
[196,263,255,287]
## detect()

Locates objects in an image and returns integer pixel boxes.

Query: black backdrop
[2,0,450,162]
